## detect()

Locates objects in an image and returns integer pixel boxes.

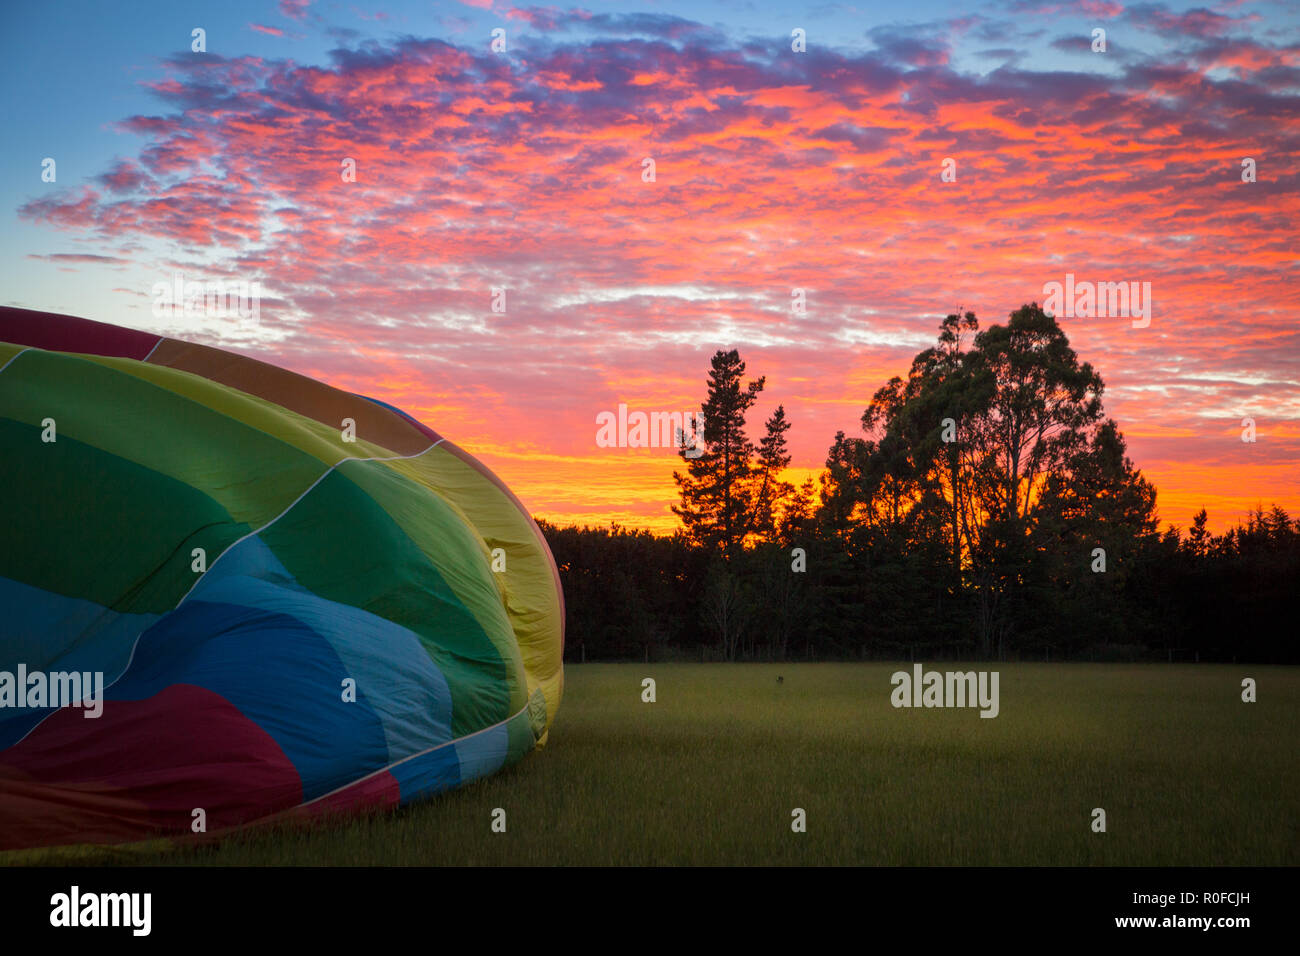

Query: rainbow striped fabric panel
[0,307,564,855]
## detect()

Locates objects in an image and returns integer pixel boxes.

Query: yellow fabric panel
[147,338,435,456]
[385,442,564,739]
[82,352,406,466]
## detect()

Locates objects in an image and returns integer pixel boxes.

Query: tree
[752,404,794,543]
[962,304,1105,528]
[701,556,749,661]
[539,315,1299,664]
[825,303,1139,657]
[1186,508,1210,557]
[672,349,765,561]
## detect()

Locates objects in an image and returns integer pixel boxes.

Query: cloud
[28,253,129,264]
[97,160,153,194]
[14,12,1300,532]
[1124,3,1257,39]
[867,23,953,67]
[279,0,312,20]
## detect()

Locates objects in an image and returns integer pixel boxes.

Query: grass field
[107,663,1298,866]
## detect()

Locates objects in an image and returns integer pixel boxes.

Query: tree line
[540,304,1299,663]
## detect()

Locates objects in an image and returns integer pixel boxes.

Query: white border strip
[140,337,165,362]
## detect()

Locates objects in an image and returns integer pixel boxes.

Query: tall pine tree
[673,349,764,561]
[753,405,794,543]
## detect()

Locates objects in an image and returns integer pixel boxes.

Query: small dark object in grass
[777,675,784,684]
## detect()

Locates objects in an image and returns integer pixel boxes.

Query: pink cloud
[279,0,312,19]
[15,24,1300,533]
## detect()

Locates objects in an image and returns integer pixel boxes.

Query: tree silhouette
[544,308,1298,664]
[672,349,765,561]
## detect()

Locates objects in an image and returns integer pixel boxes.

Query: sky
[2,0,1297,535]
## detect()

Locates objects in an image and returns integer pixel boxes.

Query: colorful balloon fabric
[0,307,564,855]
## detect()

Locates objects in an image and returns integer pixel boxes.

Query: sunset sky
[3,0,1297,534]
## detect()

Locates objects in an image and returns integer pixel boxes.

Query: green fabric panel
[257,461,514,738]
[0,419,249,613]
[0,349,326,535]
[356,457,529,716]
[83,353,402,467]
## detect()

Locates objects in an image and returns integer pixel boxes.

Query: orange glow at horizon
[472,441,1298,538]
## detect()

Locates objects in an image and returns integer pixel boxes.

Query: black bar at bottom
[0,865,1284,942]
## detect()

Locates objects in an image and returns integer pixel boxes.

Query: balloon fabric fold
[0,307,564,855]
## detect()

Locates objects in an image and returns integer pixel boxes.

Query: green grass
[100,663,1300,865]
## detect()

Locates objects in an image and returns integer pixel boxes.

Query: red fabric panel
[0,684,301,851]
[0,306,161,361]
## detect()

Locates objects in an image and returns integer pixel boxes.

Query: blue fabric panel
[193,536,456,760]
[109,598,389,801]
[455,720,511,785]
[0,575,159,747]
[391,743,462,804]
